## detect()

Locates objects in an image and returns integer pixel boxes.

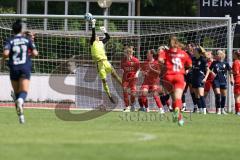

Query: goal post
[0,14,235,112]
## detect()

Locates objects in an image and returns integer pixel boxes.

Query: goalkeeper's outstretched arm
[102,33,110,44]
[90,19,96,45]
[100,27,110,44]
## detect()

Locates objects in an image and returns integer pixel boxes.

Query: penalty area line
[135,132,157,141]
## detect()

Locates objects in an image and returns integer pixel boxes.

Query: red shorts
[141,84,161,92]
[204,80,212,92]
[162,74,185,93]
[122,79,137,92]
[234,84,240,95]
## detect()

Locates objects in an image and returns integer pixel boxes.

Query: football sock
[173,99,182,110]
[237,103,240,113]
[196,97,201,108]
[123,91,129,107]
[200,96,206,108]
[215,94,221,109]
[235,103,238,113]
[141,95,148,108]
[160,95,166,106]
[103,82,111,97]
[138,97,143,108]
[191,92,197,105]
[154,95,162,108]
[130,94,135,105]
[182,94,185,103]
[221,95,226,108]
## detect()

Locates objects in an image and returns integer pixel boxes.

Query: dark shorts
[10,68,31,81]
[185,72,193,84]
[212,80,227,89]
[192,77,205,88]
[192,81,205,88]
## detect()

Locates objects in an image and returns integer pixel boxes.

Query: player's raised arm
[90,19,96,45]
[100,26,110,44]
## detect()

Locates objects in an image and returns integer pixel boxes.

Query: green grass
[0,108,240,160]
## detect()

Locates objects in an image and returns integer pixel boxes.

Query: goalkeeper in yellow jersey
[90,19,122,103]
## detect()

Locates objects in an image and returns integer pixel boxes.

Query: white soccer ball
[84,13,93,21]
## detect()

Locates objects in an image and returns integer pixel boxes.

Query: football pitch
[0,107,239,160]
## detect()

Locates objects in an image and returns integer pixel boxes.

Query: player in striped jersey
[2,20,39,124]
[191,46,210,114]
[210,50,234,114]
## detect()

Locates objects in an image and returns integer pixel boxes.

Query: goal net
[0,15,235,112]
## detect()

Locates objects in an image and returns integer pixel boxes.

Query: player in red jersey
[159,36,192,126]
[158,46,172,112]
[138,49,164,113]
[121,46,140,112]
[204,51,214,97]
[232,50,240,115]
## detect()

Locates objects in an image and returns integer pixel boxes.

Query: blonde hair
[217,50,226,60]
[126,47,133,54]
[195,46,207,57]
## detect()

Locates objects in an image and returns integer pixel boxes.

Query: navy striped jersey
[4,34,36,69]
[210,60,231,84]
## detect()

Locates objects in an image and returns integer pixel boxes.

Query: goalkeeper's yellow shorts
[97,59,113,80]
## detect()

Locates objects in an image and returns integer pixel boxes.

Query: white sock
[183,103,186,108]
[16,98,24,107]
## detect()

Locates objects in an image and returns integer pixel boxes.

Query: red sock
[238,103,240,113]
[236,103,240,113]
[130,94,136,105]
[154,95,162,108]
[123,92,129,107]
[141,95,148,108]
[173,99,182,110]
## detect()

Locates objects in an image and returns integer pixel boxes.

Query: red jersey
[121,56,140,81]
[141,59,161,84]
[159,48,192,75]
[206,60,214,81]
[233,59,240,84]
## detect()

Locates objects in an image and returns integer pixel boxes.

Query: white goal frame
[0,14,234,112]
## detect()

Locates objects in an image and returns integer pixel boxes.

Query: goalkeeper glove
[100,26,107,33]
[91,19,96,28]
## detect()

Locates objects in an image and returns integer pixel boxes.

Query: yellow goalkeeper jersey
[91,41,108,62]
